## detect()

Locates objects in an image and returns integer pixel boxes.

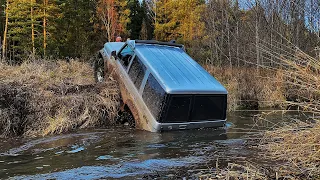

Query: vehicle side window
[128,56,146,90]
[142,74,166,120]
[118,45,134,70]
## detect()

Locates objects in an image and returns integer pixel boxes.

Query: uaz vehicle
[94,40,227,132]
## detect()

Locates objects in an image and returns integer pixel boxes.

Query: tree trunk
[236,21,239,67]
[255,3,260,71]
[43,0,47,57]
[31,0,35,56]
[2,0,9,61]
[107,7,111,42]
[226,9,232,68]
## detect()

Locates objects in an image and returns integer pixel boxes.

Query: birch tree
[97,0,118,42]
[96,0,130,42]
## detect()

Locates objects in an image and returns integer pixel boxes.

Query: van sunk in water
[94,40,227,132]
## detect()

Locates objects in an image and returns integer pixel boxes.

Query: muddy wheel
[117,105,135,127]
[94,54,105,83]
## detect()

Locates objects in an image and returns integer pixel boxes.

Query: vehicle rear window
[142,74,166,120]
[128,56,146,90]
[164,96,192,123]
[162,95,227,123]
[191,95,227,121]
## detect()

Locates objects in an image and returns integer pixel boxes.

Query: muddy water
[0,111,305,179]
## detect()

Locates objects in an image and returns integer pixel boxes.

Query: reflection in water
[0,111,306,179]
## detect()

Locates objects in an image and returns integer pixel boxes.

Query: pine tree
[53,0,96,58]
[140,0,154,40]
[1,0,61,62]
[127,0,143,40]
[6,0,39,62]
[140,19,148,40]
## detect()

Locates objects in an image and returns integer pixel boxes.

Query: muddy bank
[0,60,121,137]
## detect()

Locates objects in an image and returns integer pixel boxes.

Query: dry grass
[198,162,270,180]
[206,66,286,111]
[0,60,121,137]
[256,44,320,178]
[204,44,320,178]
[259,121,320,178]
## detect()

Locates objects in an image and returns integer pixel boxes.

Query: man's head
[116,36,122,42]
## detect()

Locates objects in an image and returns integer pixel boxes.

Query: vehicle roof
[133,42,227,94]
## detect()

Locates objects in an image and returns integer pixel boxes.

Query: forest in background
[0,0,319,67]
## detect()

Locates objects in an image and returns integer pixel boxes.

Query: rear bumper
[154,120,226,132]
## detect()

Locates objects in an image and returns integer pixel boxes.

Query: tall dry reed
[256,44,320,178]
[206,66,286,111]
[203,42,320,179]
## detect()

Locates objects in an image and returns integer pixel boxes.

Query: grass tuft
[259,121,320,178]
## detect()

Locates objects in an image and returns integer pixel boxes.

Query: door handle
[179,125,187,130]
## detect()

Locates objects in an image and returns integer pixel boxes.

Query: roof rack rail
[135,40,184,48]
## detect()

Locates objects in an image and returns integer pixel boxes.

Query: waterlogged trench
[0,111,304,179]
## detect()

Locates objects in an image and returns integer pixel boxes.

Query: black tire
[117,106,135,127]
[94,54,105,83]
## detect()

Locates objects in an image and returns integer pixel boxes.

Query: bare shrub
[206,66,286,111]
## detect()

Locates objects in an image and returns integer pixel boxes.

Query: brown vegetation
[197,162,270,180]
[0,60,121,137]
[207,66,286,111]
[203,43,320,179]
[260,121,320,178]
[255,47,320,179]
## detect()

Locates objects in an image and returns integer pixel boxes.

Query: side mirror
[111,51,116,58]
